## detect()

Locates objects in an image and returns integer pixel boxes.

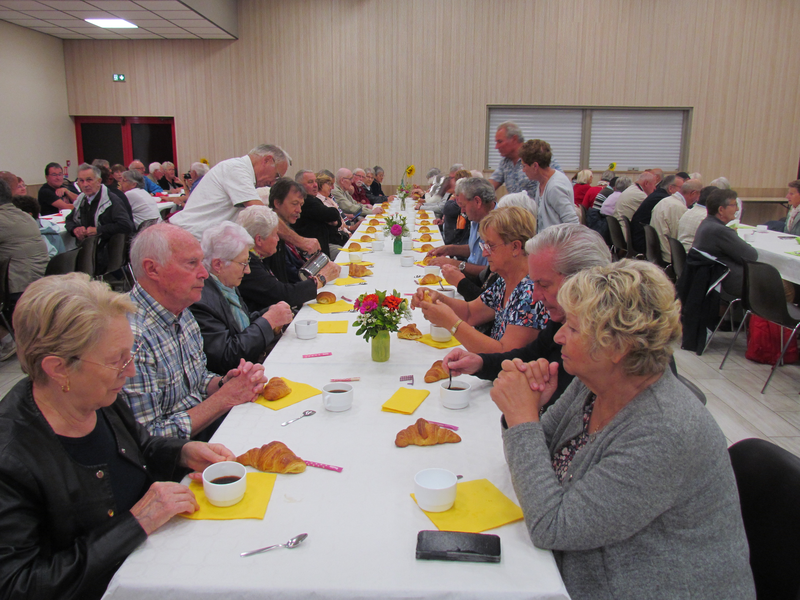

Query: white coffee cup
[401,255,414,267]
[414,468,457,512]
[375,231,385,240]
[295,319,318,340]
[402,238,412,250]
[440,380,471,409]
[202,462,247,507]
[349,251,363,263]
[756,224,768,232]
[372,240,384,252]
[742,231,754,242]
[322,383,354,412]
[424,266,441,277]
[430,324,452,343]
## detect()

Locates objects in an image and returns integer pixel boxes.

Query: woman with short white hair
[235,204,340,312]
[189,221,293,374]
[120,170,161,228]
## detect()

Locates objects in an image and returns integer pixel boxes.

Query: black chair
[98,233,133,291]
[643,224,668,268]
[0,257,13,337]
[75,235,98,276]
[667,356,707,405]
[720,260,800,393]
[606,216,627,260]
[729,438,800,600]
[667,236,686,279]
[44,248,80,276]
[620,216,638,259]
[704,289,742,354]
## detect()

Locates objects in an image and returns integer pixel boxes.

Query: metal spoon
[240,533,308,557]
[280,410,316,427]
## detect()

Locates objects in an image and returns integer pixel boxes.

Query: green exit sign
[113,73,126,82]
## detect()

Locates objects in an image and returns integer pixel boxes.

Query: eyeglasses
[231,259,250,273]
[479,240,507,255]
[75,341,141,375]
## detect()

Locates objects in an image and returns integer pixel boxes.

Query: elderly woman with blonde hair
[189,220,294,374]
[490,260,754,599]
[0,273,236,599]
[413,206,548,354]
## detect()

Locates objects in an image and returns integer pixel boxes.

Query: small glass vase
[393,236,403,254]
[371,330,391,362]
[400,196,407,211]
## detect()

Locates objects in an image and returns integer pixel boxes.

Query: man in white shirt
[613,171,657,225]
[678,185,714,251]
[520,139,578,231]
[120,170,161,227]
[650,179,702,262]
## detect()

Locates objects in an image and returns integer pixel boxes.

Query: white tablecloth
[740,228,800,284]
[103,205,569,599]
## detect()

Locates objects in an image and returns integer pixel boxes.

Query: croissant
[420,244,434,252]
[421,255,433,266]
[420,233,432,242]
[316,291,336,304]
[366,226,377,233]
[360,235,372,242]
[261,377,292,401]
[425,360,449,383]
[349,263,373,277]
[348,242,361,251]
[418,226,430,233]
[419,273,440,285]
[369,219,380,225]
[237,441,306,473]
[398,323,423,340]
[419,212,429,218]
[420,220,431,226]
[395,418,461,448]
[421,289,433,303]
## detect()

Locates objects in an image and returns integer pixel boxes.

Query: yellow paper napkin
[413,238,441,243]
[308,300,354,314]
[411,479,524,533]
[256,378,322,410]
[382,388,430,414]
[182,473,276,520]
[413,248,434,253]
[334,276,366,286]
[416,276,443,286]
[317,320,348,334]
[341,246,369,253]
[417,334,462,349]
[356,236,374,242]
[338,261,374,266]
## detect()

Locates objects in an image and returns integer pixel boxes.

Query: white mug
[372,240,384,251]
[401,255,415,267]
[375,231,385,240]
[756,224,768,232]
[349,251,362,263]
[202,462,247,507]
[322,383,354,412]
[402,238,412,250]
[295,320,318,340]
[424,266,441,277]
[414,468,457,512]
[439,288,455,298]
[440,380,471,410]
[430,324,452,343]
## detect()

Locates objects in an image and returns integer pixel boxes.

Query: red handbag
[746,315,799,365]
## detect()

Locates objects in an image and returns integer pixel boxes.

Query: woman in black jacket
[0,273,235,600]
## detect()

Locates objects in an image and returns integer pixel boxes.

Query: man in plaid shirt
[120,223,267,440]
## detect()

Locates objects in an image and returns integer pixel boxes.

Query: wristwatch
[450,318,464,335]
[318,274,327,287]
[458,261,467,271]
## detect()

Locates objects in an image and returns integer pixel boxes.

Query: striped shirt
[120,284,217,438]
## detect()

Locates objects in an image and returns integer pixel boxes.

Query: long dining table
[738,227,800,285]
[102,203,570,600]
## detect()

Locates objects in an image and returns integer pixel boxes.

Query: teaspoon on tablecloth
[280,410,315,427]
[240,533,308,557]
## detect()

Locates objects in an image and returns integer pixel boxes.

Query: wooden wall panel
[64,0,800,188]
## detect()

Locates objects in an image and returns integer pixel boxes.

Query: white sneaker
[0,339,16,361]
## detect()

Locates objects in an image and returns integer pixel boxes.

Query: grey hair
[601,170,615,181]
[91,159,110,169]
[236,204,279,240]
[128,160,143,170]
[0,180,11,206]
[148,162,162,173]
[130,223,186,279]
[77,163,101,179]
[454,177,496,206]
[426,168,441,179]
[689,172,702,181]
[365,167,375,176]
[161,161,175,170]
[710,176,731,189]
[497,121,524,143]
[525,223,612,276]
[295,169,315,183]
[660,174,677,190]
[681,179,704,194]
[614,176,633,192]
[353,168,366,176]
[122,170,145,189]
[335,168,352,183]
[201,221,254,272]
[318,169,335,179]
[449,163,464,174]
[249,144,290,166]
[190,162,209,177]
[373,166,384,176]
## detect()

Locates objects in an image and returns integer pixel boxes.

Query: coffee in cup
[202,462,247,507]
[322,383,354,412]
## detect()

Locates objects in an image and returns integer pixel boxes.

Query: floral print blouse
[480,276,549,340]
[552,394,597,483]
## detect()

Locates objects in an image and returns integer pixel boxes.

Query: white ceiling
[0,0,235,39]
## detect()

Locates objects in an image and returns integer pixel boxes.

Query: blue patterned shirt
[490,156,563,197]
[480,276,549,339]
[468,221,489,266]
[120,284,217,438]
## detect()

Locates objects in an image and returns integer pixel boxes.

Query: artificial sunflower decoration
[405,165,416,178]
[608,162,616,171]
[200,158,210,165]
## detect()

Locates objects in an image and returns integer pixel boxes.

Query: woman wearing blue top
[412,206,547,354]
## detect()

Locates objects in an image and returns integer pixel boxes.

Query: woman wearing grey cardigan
[491,260,755,599]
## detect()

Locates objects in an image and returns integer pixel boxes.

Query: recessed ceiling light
[85,18,138,29]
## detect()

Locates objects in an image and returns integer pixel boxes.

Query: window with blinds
[486,106,690,172]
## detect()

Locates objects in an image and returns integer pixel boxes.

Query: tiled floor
[2,328,799,457]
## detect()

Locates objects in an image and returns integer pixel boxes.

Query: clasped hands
[489,358,559,427]
[72,226,97,241]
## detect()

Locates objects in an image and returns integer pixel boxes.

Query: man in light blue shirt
[490,121,562,200]
[427,177,495,277]
[129,159,163,195]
